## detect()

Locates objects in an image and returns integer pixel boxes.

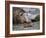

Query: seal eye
[18,12,23,16]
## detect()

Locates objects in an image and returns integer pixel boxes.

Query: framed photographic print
[5,1,45,37]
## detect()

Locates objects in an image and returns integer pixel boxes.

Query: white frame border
[10,4,43,34]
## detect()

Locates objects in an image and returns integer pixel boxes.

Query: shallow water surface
[13,21,40,31]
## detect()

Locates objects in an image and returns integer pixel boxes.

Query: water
[13,21,40,31]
